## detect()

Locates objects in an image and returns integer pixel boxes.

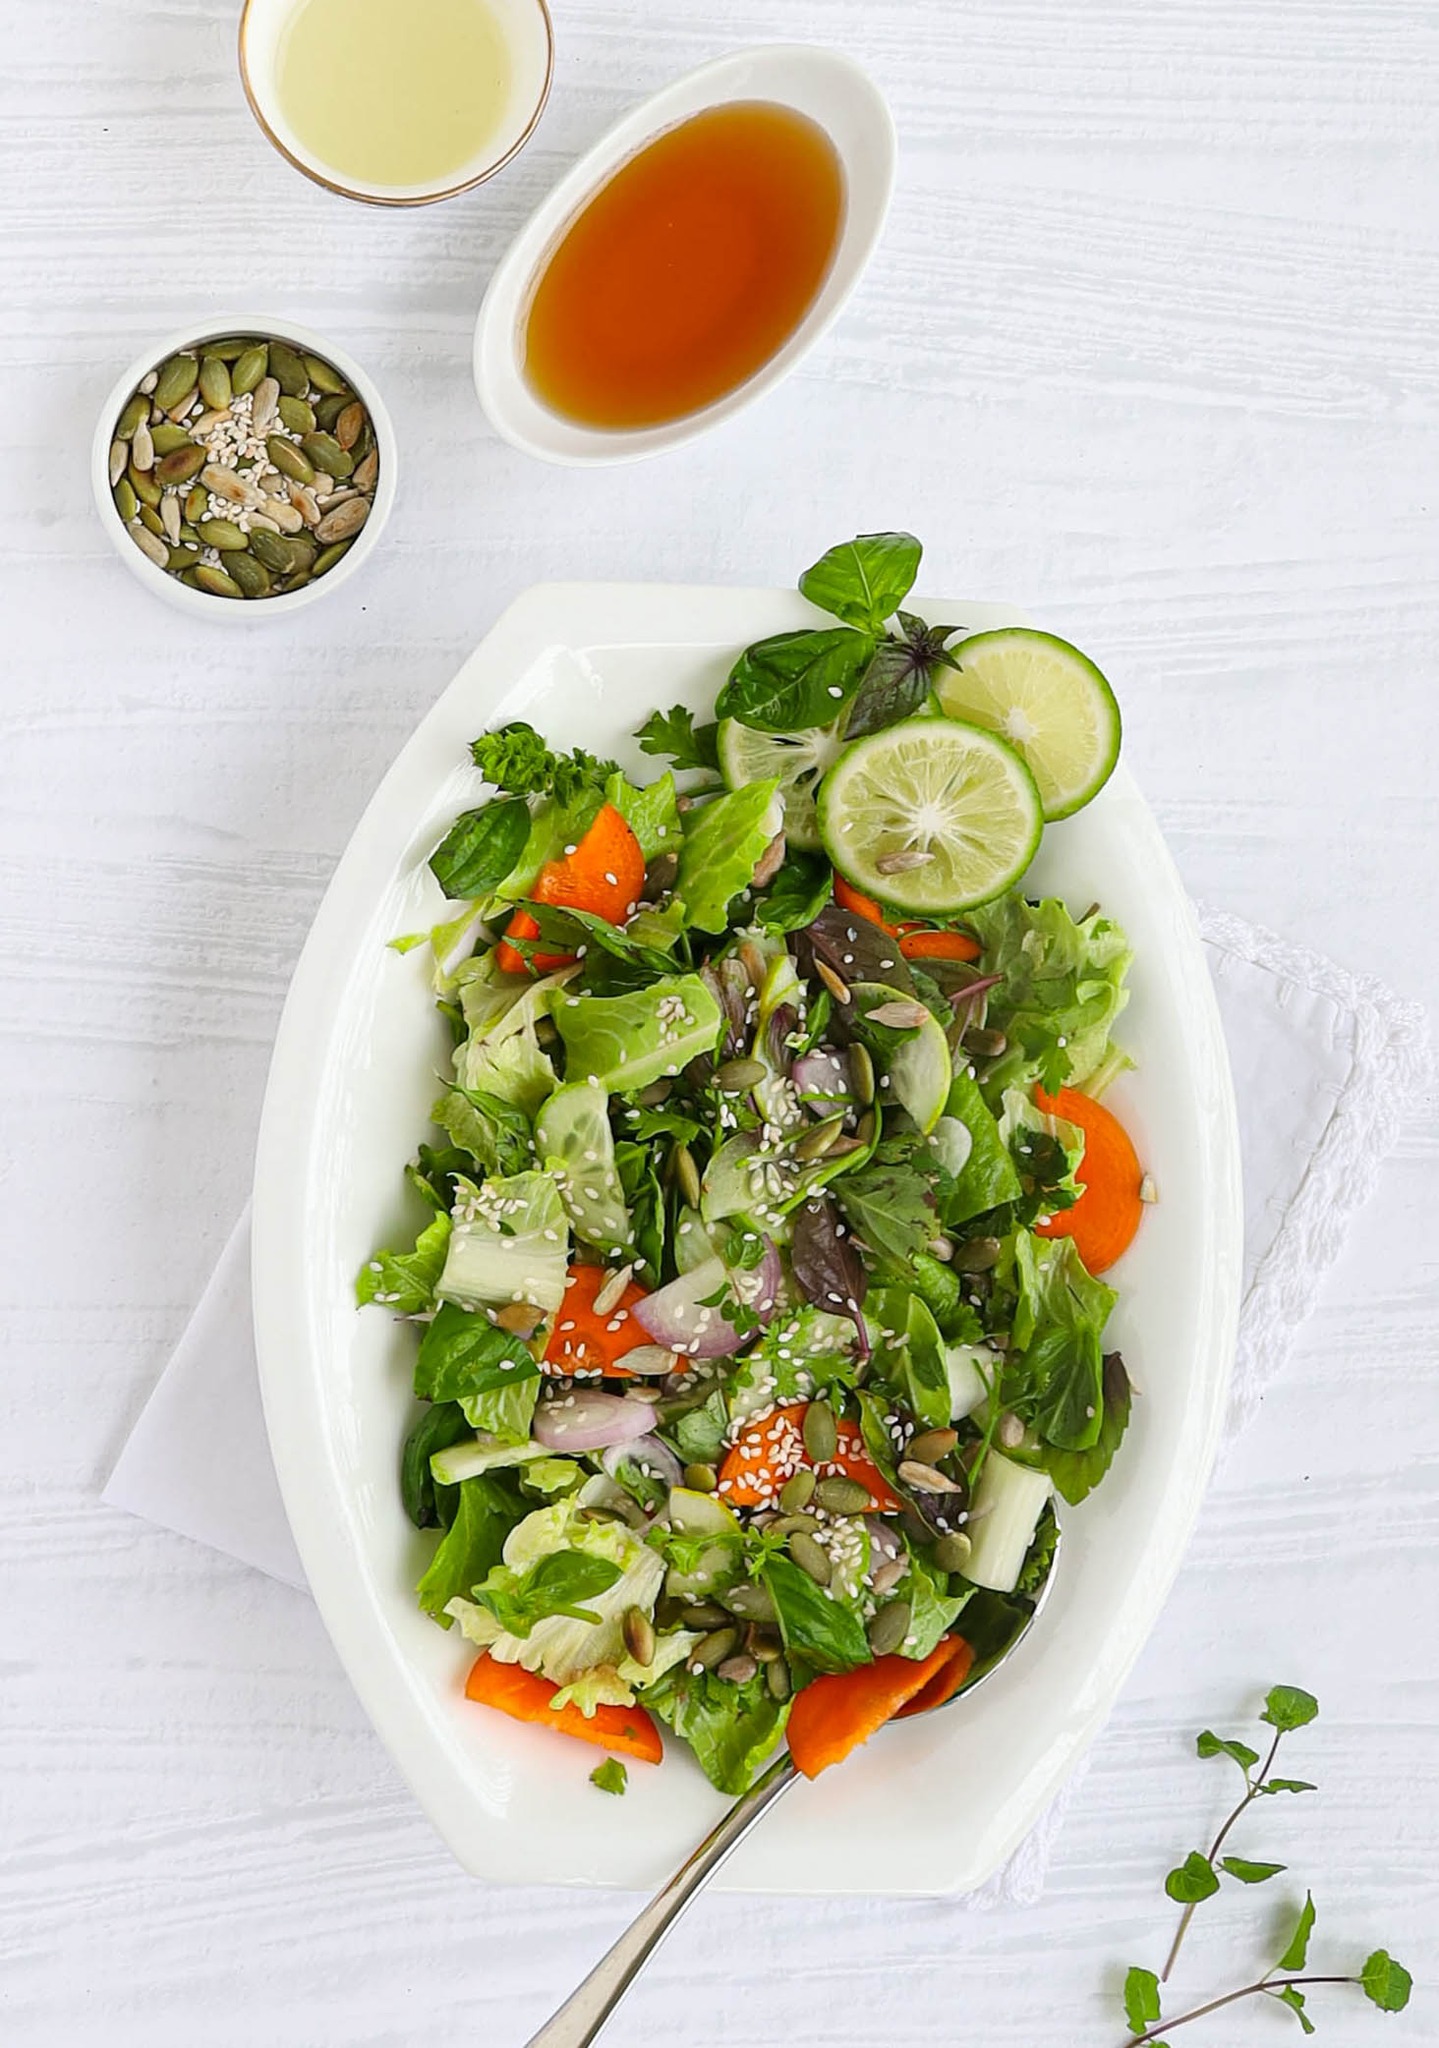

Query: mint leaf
[717,627,875,732]
[1261,1778,1318,1795]
[1276,1890,1316,1972]
[1272,1985,1316,2034]
[1164,1851,1220,1904]
[413,1301,539,1404]
[1197,1731,1261,1771]
[798,531,922,632]
[429,795,531,899]
[1262,1685,1319,1732]
[1123,1966,1162,2033]
[590,1757,628,1796]
[635,705,720,775]
[1359,1950,1413,2012]
[1220,1856,1286,1884]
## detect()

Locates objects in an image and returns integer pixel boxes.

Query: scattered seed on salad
[106,335,379,598]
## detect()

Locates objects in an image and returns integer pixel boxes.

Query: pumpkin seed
[690,1627,740,1672]
[622,1606,656,1667]
[353,446,380,493]
[867,1600,913,1657]
[227,551,271,598]
[194,563,243,598]
[717,1652,758,1685]
[250,376,280,433]
[678,1600,730,1629]
[932,1532,973,1573]
[715,1057,766,1092]
[907,1428,958,1467]
[149,422,192,456]
[334,399,365,450]
[166,543,200,571]
[116,392,149,439]
[794,1115,845,1162]
[314,496,369,544]
[802,1401,837,1464]
[184,483,208,524]
[962,1026,1008,1058]
[765,1655,792,1701]
[303,352,350,395]
[813,1475,871,1514]
[178,523,200,546]
[847,1041,875,1105]
[855,1109,877,1148]
[267,435,315,485]
[312,540,352,578]
[312,392,344,430]
[771,1512,820,1537]
[788,1531,832,1587]
[267,340,309,397]
[778,1468,816,1513]
[301,430,354,479]
[720,1581,777,1623]
[155,443,207,487]
[248,527,298,574]
[196,518,248,551]
[112,476,137,523]
[198,356,232,410]
[674,1143,701,1210]
[137,503,164,537]
[128,464,161,508]
[153,353,198,412]
[277,395,316,435]
[129,522,168,566]
[202,337,251,361]
[231,344,268,396]
[952,1235,1001,1273]
[286,536,318,576]
[130,419,155,471]
[682,1463,718,1494]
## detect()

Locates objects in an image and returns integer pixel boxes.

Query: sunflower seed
[129,523,168,567]
[899,1459,965,1495]
[997,1412,1026,1450]
[619,1344,681,1377]
[874,848,934,874]
[815,959,851,1005]
[493,1300,542,1336]
[868,999,930,1030]
[717,1653,758,1685]
[592,1263,634,1317]
[1140,1174,1158,1204]
[871,1556,906,1594]
[962,1026,1008,1058]
[866,1599,912,1656]
[262,496,306,534]
[250,376,280,432]
[907,1428,958,1466]
[201,463,262,508]
[354,446,380,493]
[130,419,154,471]
[108,439,127,487]
[159,494,181,545]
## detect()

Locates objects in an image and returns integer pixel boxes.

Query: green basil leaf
[473,1548,623,1637]
[1359,1950,1413,2012]
[1261,1685,1319,1732]
[1276,1891,1316,1972]
[798,531,922,631]
[717,628,875,733]
[401,1400,473,1529]
[416,1472,526,1624]
[429,795,531,899]
[1164,1851,1220,1905]
[414,1301,540,1404]
[1123,1965,1162,2033]
[1041,1351,1131,1502]
[763,1554,872,1674]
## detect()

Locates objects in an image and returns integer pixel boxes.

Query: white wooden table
[3,1,1436,2042]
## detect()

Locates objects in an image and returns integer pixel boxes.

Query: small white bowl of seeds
[92,317,397,617]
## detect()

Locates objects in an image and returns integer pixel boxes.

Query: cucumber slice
[717,717,844,850]
[817,716,1042,914]
[664,1487,742,1599]
[851,981,951,1134]
[534,1082,631,1256]
[935,629,1121,821]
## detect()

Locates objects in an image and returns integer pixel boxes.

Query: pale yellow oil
[277,0,513,189]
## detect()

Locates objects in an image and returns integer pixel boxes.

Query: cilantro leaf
[590,1758,628,1796]
[635,704,720,773]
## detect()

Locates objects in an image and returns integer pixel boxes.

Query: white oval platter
[252,580,1242,1894]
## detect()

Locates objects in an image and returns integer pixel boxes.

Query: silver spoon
[523,1528,1062,2048]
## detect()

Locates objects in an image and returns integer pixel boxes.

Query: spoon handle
[523,1752,799,2048]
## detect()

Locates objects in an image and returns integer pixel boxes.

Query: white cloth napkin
[104,906,1430,1903]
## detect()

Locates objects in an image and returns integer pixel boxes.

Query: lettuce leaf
[938,1068,1022,1225]
[643,1666,790,1794]
[963,893,1131,1097]
[1003,1232,1117,1453]
[900,1541,971,1658]
[459,1377,541,1446]
[455,1028,556,1118]
[673,780,781,932]
[439,1171,570,1314]
[355,1211,451,1312]
[866,1287,951,1431]
[431,1085,533,1177]
[605,768,680,861]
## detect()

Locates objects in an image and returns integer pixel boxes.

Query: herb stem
[1128,1974,1357,2046]
[1160,1725,1285,1981]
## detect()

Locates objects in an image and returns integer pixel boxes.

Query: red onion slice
[792,1048,852,1112]
[532,1387,656,1452]
[601,1434,684,1491]
[632,1246,782,1357]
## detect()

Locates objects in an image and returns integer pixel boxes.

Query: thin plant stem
[1160,1726,1285,1982]
[1129,1974,1357,2047]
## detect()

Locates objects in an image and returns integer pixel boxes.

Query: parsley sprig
[1119,1686,1412,2042]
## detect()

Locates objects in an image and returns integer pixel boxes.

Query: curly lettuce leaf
[643,1665,789,1794]
[963,893,1131,1097]
[356,1211,451,1312]
[673,780,781,932]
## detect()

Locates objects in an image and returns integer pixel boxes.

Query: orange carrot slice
[1033,1085,1144,1274]
[465,1654,664,1762]
[833,873,902,935]
[786,1638,973,1776]
[716,1402,899,1512]
[542,1263,654,1378]
[894,1635,975,1717]
[495,804,646,975]
[898,928,982,964]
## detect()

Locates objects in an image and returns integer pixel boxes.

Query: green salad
[360,532,1145,1792]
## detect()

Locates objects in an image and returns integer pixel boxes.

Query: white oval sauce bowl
[474,45,897,464]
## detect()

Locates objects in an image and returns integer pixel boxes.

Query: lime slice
[934,629,1121,821]
[717,717,843,851]
[817,717,1042,914]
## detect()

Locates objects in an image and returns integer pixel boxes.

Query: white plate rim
[251,579,1243,1895]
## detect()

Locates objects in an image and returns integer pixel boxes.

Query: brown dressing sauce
[523,102,845,430]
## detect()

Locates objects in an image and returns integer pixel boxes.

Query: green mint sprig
[1118,1686,1412,2042]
